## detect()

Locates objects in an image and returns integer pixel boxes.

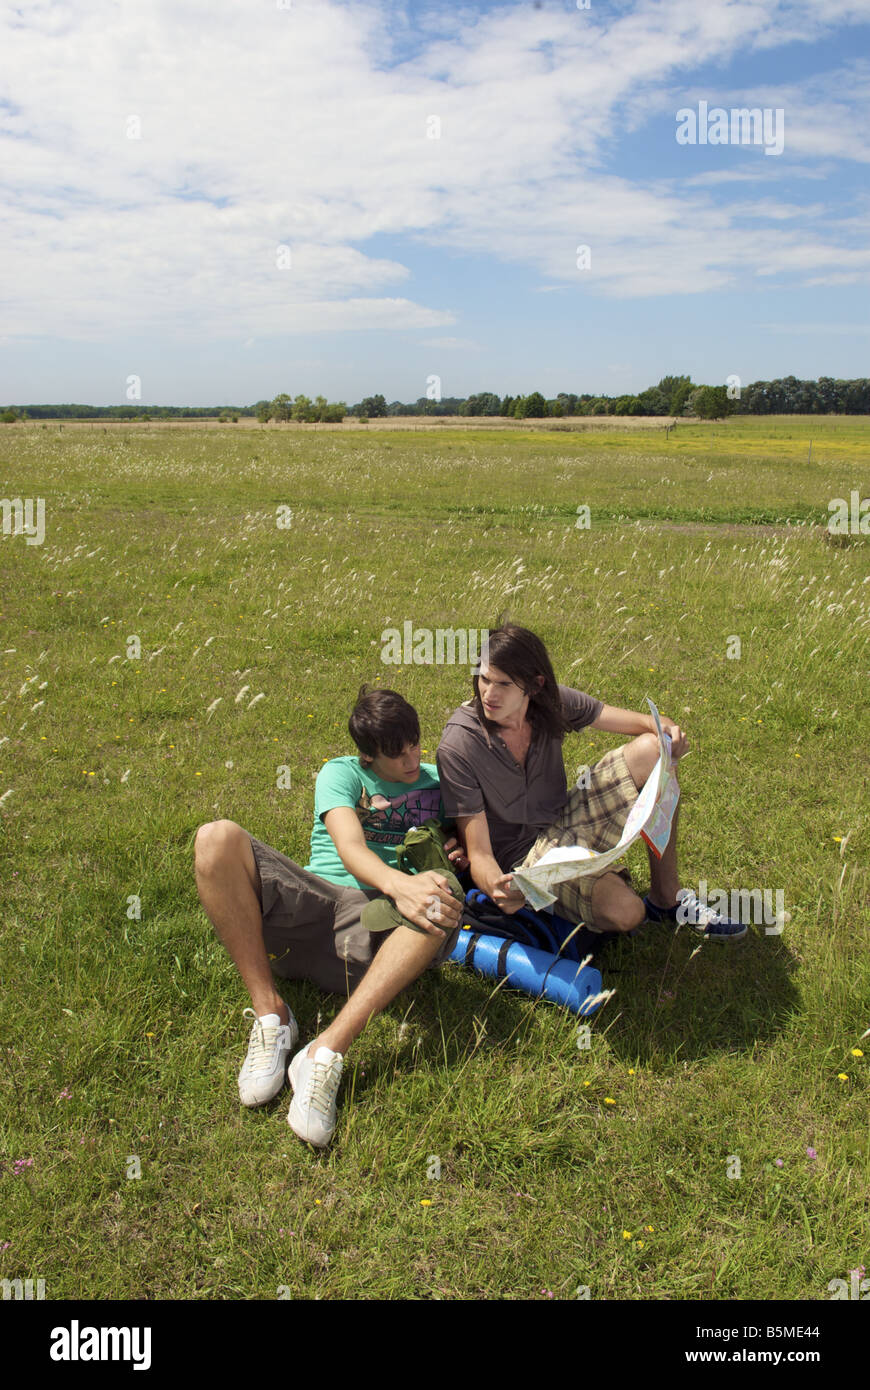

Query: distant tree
[359,394,388,418]
[690,385,733,419]
[670,380,694,416]
[271,393,292,422]
[292,394,313,422]
[461,392,502,416]
[636,387,669,415]
[657,375,693,413]
[1,409,18,423]
[516,391,548,418]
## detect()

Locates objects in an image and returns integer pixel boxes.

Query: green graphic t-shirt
[305,756,443,889]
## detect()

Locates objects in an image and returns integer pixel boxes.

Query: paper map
[510,698,680,911]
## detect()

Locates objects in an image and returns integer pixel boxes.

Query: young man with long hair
[436,623,746,941]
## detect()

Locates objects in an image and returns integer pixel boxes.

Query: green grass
[0,415,868,1299]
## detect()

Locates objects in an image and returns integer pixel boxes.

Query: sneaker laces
[304,1052,342,1117]
[677,890,724,926]
[242,1007,282,1076]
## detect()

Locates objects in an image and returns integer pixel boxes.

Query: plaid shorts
[516,746,639,925]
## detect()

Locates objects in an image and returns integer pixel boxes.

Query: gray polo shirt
[436,684,603,872]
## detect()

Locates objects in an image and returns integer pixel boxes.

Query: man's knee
[589,878,646,934]
[194,818,248,871]
[623,731,660,789]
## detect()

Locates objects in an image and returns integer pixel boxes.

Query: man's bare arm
[459,811,526,914]
[590,704,655,736]
[590,704,688,756]
[322,806,460,936]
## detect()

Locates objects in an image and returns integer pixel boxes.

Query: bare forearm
[468,851,504,899]
[592,704,656,736]
[337,843,404,898]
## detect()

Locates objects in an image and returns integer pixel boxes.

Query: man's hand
[389,869,462,938]
[490,871,526,915]
[658,717,689,760]
[443,835,469,872]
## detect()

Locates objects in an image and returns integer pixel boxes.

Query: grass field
[0,414,867,1300]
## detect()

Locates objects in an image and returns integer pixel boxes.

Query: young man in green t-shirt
[194,686,466,1148]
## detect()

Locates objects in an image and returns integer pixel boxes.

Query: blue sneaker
[644,889,748,942]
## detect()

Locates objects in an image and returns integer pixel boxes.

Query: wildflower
[628,1068,636,1075]
[851,1049,863,1057]
[604,1097,615,1105]
[58,1088,71,1100]
[622,1230,632,1240]
[420,1199,432,1207]
[838,1073,849,1081]
[636,1241,644,1248]
[774,1159,784,1167]
[644,1225,654,1233]
[541,1289,554,1298]
[806,1148,817,1159]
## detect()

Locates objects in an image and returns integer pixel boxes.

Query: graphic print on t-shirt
[354,785,441,846]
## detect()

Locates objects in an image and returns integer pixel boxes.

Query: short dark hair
[349,685,420,763]
[472,623,571,739]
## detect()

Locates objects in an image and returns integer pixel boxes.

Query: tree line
[3,375,870,423]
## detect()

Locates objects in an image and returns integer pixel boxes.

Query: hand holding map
[510,698,681,912]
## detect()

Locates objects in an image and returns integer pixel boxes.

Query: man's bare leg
[304,922,444,1059]
[194,819,291,1024]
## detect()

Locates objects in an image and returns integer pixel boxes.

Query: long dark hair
[473,624,571,739]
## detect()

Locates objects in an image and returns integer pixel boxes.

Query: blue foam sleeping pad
[448,891,606,1016]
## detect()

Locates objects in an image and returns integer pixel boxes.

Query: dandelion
[622,1230,632,1240]
[851,1049,863,1057]
[644,1225,654,1233]
[420,1199,432,1207]
[628,1068,636,1075]
[604,1097,615,1105]
[838,1073,849,1081]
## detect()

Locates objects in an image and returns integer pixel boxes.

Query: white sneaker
[287,1044,344,1147]
[238,1006,299,1107]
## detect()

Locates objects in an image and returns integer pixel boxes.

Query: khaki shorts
[516,746,639,926]
[249,836,460,996]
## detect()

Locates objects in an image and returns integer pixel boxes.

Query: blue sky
[1,0,869,406]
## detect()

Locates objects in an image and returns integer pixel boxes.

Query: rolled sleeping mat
[448,928,606,1016]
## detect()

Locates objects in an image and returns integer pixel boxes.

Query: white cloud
[0,0,868,345]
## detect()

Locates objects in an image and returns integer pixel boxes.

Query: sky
[1,0,869,406]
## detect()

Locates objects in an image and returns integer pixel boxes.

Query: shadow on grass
[269,920,800,1101]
